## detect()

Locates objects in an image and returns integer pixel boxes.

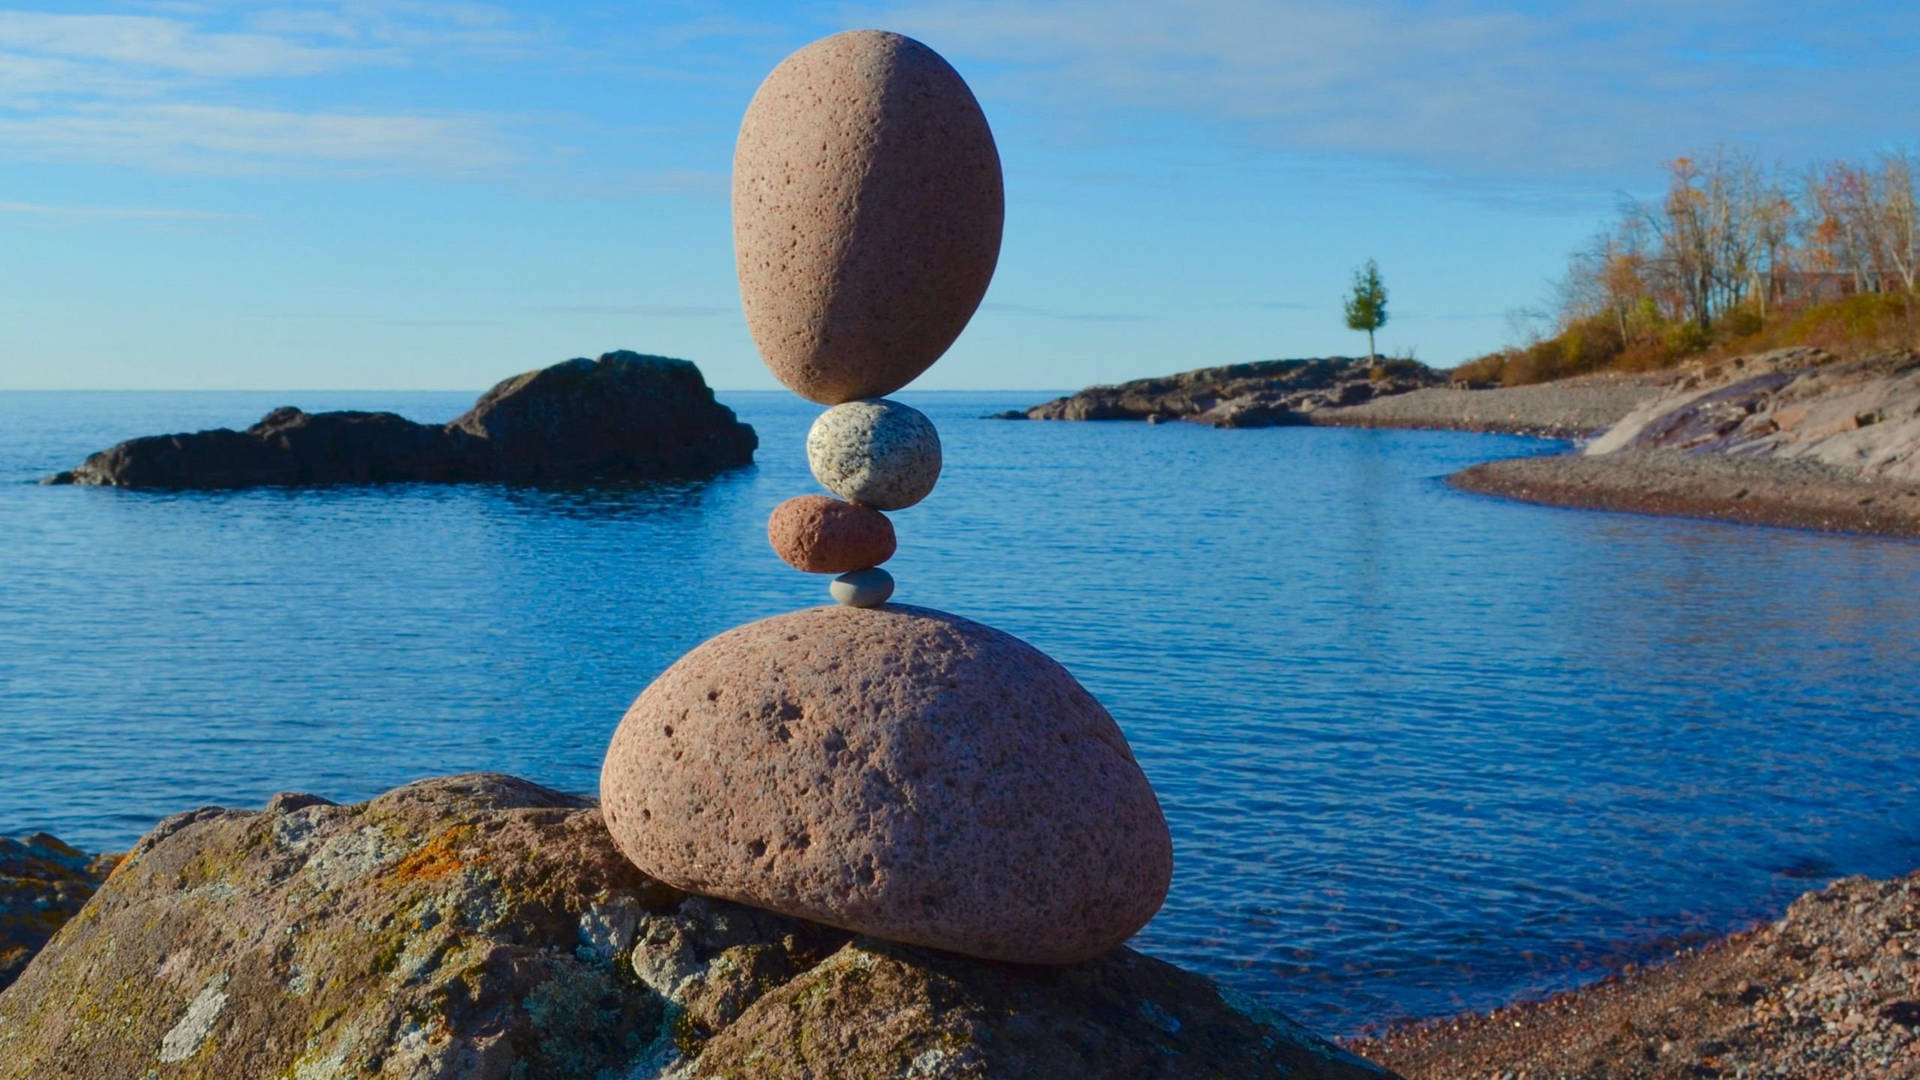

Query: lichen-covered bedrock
[0,773,1394,1080]
[600,604,1175,966]
[0,833,117,991]
[733,30,1003,404]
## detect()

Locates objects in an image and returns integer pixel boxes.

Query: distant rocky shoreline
[45,351,756,489]
[995,357,1442,427]
[1017,349,1920,539]
[1450,348,1920,538]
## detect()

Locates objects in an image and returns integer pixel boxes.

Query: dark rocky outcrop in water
[998,358,1442,427]
[0,834,117,992]
[45,351,757,488]
[0,774,1394,1080]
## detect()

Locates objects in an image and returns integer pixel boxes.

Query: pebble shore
[1311,371,1667,439]
[1350,872,1920,1079]
[1448,452,1920,538]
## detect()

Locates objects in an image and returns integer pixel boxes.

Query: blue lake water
[2,388,1918,1036]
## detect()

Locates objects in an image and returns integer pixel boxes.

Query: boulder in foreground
[602,605,1173,965]
[0,773,1393,1080]
[46,351,756,488]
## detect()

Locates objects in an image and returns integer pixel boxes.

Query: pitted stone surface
[599,604,1173,965]
[732,30,1004,404]
[807,399,941,510]
[829,566,894,607]
[767,495,896,573]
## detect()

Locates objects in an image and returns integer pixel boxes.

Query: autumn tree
[1481,143,1920,386]
[1875,149,1918,293]
[1343,259,1388,359]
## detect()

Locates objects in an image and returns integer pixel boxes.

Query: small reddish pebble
[767,494,896,573]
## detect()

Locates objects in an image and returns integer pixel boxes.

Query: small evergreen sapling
[1344,259,1389,360]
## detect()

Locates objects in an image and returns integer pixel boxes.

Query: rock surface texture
[733,30,1003,404]
[805,398,942,509]
[1449,349,1920,537]
[0,775,1389,1080]
[46,352,756,488]
[0,834,117,991]
[1586,348,1920,479]
[1006,358,1443,427]
[766,494,897,573]
[600,605,1173,965]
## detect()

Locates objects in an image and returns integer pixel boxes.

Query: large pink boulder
[600,605,1171,964]
[732,30,1004,404]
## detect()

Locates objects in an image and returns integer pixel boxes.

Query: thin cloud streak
[546,304,736,318]
[981,301,1157,322]
[0,198,237,220]
[0,103,516,173]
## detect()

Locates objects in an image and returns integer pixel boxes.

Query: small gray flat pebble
[829,567,894,608]
[806,400,941,510]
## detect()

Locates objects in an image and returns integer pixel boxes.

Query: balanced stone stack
[601,31,1173,966]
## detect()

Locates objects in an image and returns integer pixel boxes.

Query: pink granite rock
[600,605,1171,964]
[732,30,1004,404]
[767,494,896,573]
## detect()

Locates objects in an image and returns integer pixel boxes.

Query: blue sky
[1,1,1914,391]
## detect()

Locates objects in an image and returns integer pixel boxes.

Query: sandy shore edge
[1449,451,1920,539]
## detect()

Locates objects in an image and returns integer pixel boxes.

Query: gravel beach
[1349,872,1920,1079]
[1311,372,1668,438]
[1449,451,1920,538]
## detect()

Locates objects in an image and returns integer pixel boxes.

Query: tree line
[1560,147,1917,341]
[1458,146,1918,385]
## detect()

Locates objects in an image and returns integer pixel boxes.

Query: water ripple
[2,389,1918,1035]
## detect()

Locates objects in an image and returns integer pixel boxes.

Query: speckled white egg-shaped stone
[806,399,942,510]
[829,567,895,607]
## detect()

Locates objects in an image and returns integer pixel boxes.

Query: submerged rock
[45,351,756,488]
[600,605,1173,965]
[0,774,1392,1080]
[1009,358,1442,427]
[0,833,117,991]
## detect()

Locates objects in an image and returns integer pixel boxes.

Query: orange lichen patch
[387,826,488,884]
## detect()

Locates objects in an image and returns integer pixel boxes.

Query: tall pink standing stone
[600,30,1172,966]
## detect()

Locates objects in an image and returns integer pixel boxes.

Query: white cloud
[0,3,535,172]
[862,0,1920,178]
[0,12,365,79]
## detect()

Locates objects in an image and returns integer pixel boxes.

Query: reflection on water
[2,389,1918,1035]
